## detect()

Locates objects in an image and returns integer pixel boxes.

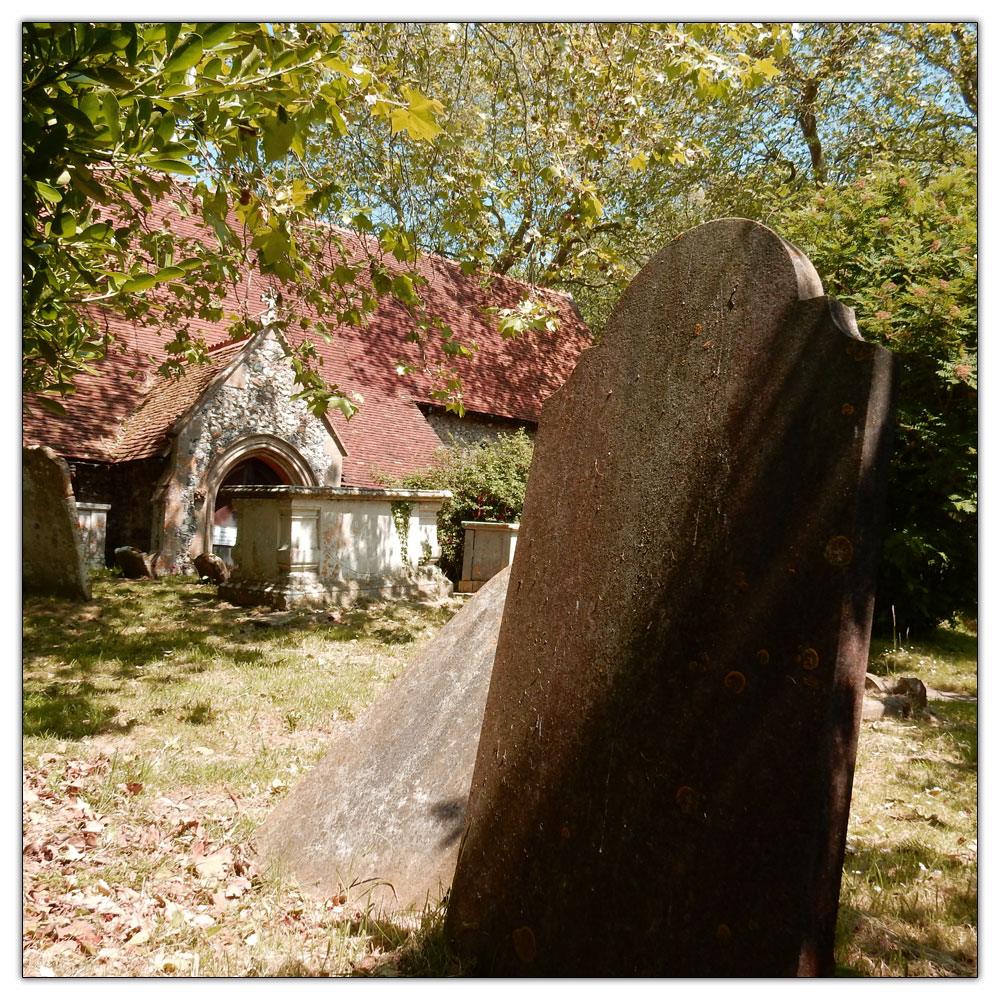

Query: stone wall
[71,457,168,564]
[422,407,536,453]
[154,330,345,572]
[219,485,453,608]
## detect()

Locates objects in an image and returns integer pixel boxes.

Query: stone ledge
[219,566,453,610]
[459,520,521,532]
[226,485,452,502]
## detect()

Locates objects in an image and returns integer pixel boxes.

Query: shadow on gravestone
[22,445,91,601]
[446,219,897,977]
[253,566,510,913]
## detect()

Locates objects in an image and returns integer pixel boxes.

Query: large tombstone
[446,219,896,976]
[254,566,509,912]
[22,445,91,601]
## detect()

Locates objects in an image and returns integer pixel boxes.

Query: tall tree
[623,22,978,630]
[779,157,977,632]
[305,23,790,317]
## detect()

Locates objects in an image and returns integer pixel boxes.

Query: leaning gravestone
[254,566,509,912]
[22,445,91,600]
[446,219,896,976]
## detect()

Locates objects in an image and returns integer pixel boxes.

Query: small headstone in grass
[862,695,911,720]
[114,546,157,580]
[889,676,928,708]
[865,672,888,693]
[862,676,929,720]
[193,552,229,584]
[22,445,91,600]
[254,566,509,912]
[446,219,897,977]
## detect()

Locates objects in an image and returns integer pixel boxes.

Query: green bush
[392,430,534,582]
[778,158,977,633]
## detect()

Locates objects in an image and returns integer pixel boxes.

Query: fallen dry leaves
[22,753,376,977]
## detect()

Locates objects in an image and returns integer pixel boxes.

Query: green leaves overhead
[163,31,203,74]
[23,19,784,415]
[487,299,561,338]
[387,87,446,142]
[22,20,447,411]
[310,22,792,322]
[779,160,977,632]
[262,114,298,162]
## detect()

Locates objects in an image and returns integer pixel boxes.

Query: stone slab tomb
[457,520,520,593]
[220,485,452,609]
[22,445,91,600]
[446,219,896,976]
[254,567,509,911]
[76,502,111,570]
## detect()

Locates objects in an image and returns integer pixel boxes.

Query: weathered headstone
[193,551,229,584]
[446,219,896,976]
[254,566,509,912]
[22,445,91,600]
[115,546,157,580]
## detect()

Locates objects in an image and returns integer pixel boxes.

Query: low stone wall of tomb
[218,485,454,609]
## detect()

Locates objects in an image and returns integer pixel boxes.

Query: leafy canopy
[778,159,977,631]
[23,21,790,415]
[23,21,448,416]
[310,23,791,309]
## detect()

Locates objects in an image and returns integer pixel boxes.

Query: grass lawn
[834,628,978,976]
[22,577,977,976]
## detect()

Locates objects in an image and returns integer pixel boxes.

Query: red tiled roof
[112,339,247,461]
[22,191,593,486]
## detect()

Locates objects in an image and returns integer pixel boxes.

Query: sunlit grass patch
[22,576,465,977]
[869,624,977,696]
[833,627,978,976]
[22,582,974,977]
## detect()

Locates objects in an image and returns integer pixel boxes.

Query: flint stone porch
[218,485,453,609]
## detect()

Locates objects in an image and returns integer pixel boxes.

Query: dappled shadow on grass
[253,900,460,978]
[849,841,967,886]
[23,582,273,739]
[372,626,416,644]
[23,578,461,742]
[926,626,977,660]
[945,885,978,926]
[183,699,217,724]
[868,627,978,693]
[263,960,325,978]
[39,634,226,676]
[928,701,977,766]
[352,908,461,978]
[837,903,977,977]
[23,687,139,740]
[234,650,267,666]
